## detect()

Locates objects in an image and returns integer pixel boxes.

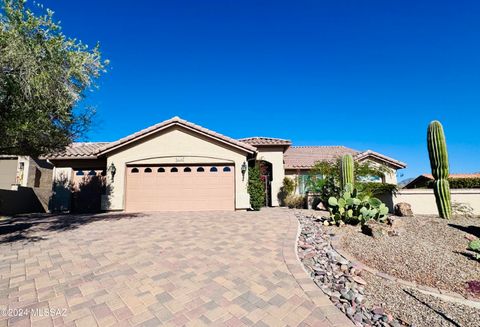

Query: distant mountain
[398,178,415,188]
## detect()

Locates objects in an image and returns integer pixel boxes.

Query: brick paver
[0,208,352,326]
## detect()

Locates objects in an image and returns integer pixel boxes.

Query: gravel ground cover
[363,272,480,327]
[296,211,480,327]
[338,215,480,298]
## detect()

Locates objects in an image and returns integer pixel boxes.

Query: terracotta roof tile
[354,150,407,169]
[284,146,358,169]
[239,137,291,146]
[47,142,110,159]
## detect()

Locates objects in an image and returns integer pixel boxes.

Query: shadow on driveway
[0,212,145,244]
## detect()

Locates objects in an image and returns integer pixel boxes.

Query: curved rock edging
[293,212,408,327]
[281,210,355,326]
[330,234,480,308]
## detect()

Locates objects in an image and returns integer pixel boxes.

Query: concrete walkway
[0,208,351,326]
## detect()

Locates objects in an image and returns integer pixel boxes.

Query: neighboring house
[47,116,406,212]
[0,156,53,215]
[404,173,480,189]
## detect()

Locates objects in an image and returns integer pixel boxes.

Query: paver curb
[281,210,355,327]
[330,234,480,308]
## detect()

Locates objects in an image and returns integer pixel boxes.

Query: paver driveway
[0,208,352,327]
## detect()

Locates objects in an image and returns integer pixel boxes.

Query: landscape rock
[296,213,404,327]
[361,220,388,239]
[394,202,413,217]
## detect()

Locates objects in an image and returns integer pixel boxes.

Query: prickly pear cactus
[427,121,452,219]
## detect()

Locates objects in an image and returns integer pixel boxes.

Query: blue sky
[40,0,479,180]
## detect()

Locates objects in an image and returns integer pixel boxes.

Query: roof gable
[96,117,256,156]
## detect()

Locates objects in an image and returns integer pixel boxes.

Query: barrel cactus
[427,121,452,219]
[341,154,354,189]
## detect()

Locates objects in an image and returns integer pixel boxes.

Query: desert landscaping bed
[296,211,480,327]
[337,215,480,299]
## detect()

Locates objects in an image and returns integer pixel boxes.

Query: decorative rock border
[330,234,480,309]
[293,212,407,327]
[281,211,355,326]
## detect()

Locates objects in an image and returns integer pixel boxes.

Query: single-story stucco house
[41,116,406,212]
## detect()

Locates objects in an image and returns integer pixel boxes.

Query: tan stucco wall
[104,126,250,211]
[393,189,480,215]
[0,157,17,190]
[256,147,285,206]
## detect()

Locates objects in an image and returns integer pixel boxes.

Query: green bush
[284,194,306,209]
[278,177,296,206]
[328,183,389,225]
[248,165,265,210]
[426,178,480,189]
[357,182,397,197]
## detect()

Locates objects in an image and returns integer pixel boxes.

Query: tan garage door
[125,165,235,212]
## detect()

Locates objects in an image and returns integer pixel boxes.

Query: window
[184,167,191,172]
[171,167,178,172]
[197,167,205,172]
[210,166,218,172]
[131,168,139,173]
[76,170,85,176]
[298,174,323,195]
[88,170,97,176]
[157,167,165,173]
[223,167,231,172]
[144,168,152,173]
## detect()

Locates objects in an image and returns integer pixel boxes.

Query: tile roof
[238,137,291,146]
[95,116,256,155]
[46,142,110,159]
[284,146,358,169]
[47,117,256,160]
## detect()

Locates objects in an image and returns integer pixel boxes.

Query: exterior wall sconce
[241,161,247,181]
[108,162,117,182]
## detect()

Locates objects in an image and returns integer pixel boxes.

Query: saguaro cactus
[427,120,452,219]
[341,154,354,189]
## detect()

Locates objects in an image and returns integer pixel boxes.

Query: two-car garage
[125,164,235,212]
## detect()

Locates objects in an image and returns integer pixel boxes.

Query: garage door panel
[126,165,234,212]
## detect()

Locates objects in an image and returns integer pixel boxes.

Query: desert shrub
[357,182,397,197]
[426,178,480,189]
[449,178,480,189]
[308,176,341,208]
[248,165,265,211]
[278,177,296,206]
[284,194,306,209]
[452,202,475,218]
[328,183,389,225]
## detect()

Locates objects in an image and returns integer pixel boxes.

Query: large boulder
[394,202,413,217]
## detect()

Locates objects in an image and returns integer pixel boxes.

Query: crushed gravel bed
[338,215,480,298]
[363,272,480,327]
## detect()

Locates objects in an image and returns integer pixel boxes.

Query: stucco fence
[307,189,480,216]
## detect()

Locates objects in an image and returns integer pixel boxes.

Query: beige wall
[393,189,480,215]
[256,147,285,206]
[0,157,17,190]
[104,126,250,211]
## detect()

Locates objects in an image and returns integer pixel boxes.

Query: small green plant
[468,239,480,261]
[341,154,354,188]
[327,183,389,225]
[427,120,452,219]
[284,194,306,209]
[278,177,296,206]
[247,165,265,211]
